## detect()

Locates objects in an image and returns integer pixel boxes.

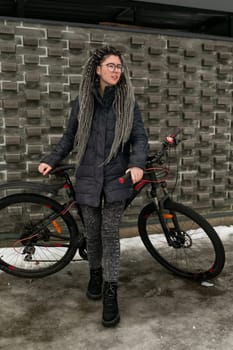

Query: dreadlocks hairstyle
[74,45,135,166]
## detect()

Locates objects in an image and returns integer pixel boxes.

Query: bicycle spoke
[138,201,224,280]
[146,217,216,274]
[0,194,78,277]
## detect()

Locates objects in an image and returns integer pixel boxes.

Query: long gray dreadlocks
[74,45,135,166]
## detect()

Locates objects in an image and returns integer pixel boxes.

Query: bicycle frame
[123,163,186,249]
[0,128,225,281]
[0,130,181,248]
[0,162,179,249]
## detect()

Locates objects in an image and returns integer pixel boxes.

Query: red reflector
[118,177,125,184]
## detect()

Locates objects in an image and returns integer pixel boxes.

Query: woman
[38,46,148,327]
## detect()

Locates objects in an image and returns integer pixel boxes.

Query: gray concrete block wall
[1,19,233,225]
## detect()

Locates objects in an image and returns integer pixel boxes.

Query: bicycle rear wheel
[0,193,81,278]
[138,200,225,281]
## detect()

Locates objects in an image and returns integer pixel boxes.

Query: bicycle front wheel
[138,200,225,281]
[0,193,80,278]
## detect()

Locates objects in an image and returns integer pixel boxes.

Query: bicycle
[0,129,225,280]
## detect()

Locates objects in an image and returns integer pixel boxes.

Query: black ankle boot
[102,282,120,327]
[86,268,103,300]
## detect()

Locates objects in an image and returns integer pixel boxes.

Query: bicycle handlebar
[50,129,181,184]
[147,127,181,164]
[50,164,75,176]
[118,128,181,184]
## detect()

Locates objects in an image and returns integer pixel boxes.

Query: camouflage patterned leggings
[80,201,125,283]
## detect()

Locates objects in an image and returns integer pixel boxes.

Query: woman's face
[96,54,123,91]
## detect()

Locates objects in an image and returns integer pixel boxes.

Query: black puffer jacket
[42,86,148,207]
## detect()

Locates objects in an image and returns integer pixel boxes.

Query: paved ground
[0,232,233,350]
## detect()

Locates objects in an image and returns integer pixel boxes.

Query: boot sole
[86,291,102,300]
[102,314,120,327]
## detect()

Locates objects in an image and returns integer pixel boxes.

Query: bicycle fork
[152,196,191,249]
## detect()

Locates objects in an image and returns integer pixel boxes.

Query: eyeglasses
[101,63,124,72]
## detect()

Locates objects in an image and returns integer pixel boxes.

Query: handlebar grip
[118,172,131,184]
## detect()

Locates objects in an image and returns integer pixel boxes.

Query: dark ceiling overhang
[1,0,233,37]
[135,0,233,13]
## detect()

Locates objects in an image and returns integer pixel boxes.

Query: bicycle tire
[0,193,81,278]
[138,199,225,281]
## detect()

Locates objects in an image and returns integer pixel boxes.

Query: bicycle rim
[0,193,79,278]
[138,200,225,281]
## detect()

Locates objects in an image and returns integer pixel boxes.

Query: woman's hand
[38,163,52,176]
[126,167,143,184]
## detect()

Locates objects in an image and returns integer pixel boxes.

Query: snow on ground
[213,225,233,240]
[0,225,232,273]
[120,225,233,250]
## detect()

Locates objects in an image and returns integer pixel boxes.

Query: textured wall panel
[1,19,233,225]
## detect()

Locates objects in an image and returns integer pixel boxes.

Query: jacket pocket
[105,153,129,177]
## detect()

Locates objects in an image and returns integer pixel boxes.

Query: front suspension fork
[151,193,182,247]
